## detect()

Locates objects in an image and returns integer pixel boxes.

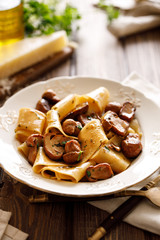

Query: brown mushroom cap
[26,134,44,165]
[42,89,60,105]
[102,110,129,137]
[62,119,82,136]
[63,102,89,121]
[86,163,113,182]
[44,133,69,160]
[121,133,142,159]
[119,102,136,122]
[36,98,51,113]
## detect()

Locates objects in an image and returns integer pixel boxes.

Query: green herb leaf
[97,0,120,23]
[86,170,91,177]
[61,141,67,146]
[23,0,81,37]
[104,145,110,151]
[77,125,82,130]
[77,150,83,161]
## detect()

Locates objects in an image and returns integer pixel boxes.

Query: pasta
[16,87,142,183]
[15,108,46,143]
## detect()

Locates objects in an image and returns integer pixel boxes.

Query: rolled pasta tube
[15,108,46,142]
[129,118,142,138]
[52,94,79,121]
[41,160,96,182]
[52,94,100,120]
[18,141,30,157]
[33,147,95,182]
[45,109,77,138]
[47,88,110,136]
[78,119,108,163]
[52,87,110,121]
[90,143,131,174]
[86,87,110,113]
[33,147,67,173]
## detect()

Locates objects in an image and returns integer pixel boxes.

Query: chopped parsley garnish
[77,125,82,130]
[61,141,67,146]
[86,170,91,177]
[104,146,110,151]
[77,150,83,161]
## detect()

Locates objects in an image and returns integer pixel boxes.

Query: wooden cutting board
[0,46,74,102]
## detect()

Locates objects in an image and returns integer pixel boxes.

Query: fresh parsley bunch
[23,0,81,37]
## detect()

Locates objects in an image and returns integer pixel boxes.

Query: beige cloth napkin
[89,72,160,235]
[0,209,28,240]
[105,0,160,37]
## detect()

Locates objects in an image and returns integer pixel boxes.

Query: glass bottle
[0,0,24,45]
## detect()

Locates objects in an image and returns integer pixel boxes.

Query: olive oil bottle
[0,0,24,45]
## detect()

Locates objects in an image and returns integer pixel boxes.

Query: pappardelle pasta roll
[33,147,96,182]
[52,87,110,121]
[90,143,130,173]
[15,108,46,143]
[78,119,108,162]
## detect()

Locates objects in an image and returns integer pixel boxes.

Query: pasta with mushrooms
[15,87,142,183]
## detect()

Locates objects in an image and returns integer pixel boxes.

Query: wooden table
[0,1,160,240]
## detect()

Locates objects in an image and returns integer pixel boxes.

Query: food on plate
[86,163,113,182]
[119,102,136,122]
[15,108,46,143]
[26,134,44,165]
[62,119,82,136]
[0,31,68,79]
[15,87,142,183]
[101,110,129,136]
[121,133,142,158]
[36,89,60,113]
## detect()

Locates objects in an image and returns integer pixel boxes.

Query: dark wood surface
[0,1,160,240]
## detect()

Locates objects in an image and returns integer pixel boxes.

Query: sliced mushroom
[63,139,83,164]
[26,134,44,165]
[62,119,82,136]
[63,151,82,164]
[63,102,89,121]
[102,110,129,137]
[42,89,60,105]
[121,133,142,159]
[36,98,51,113]
[119,102,136,122]
[43,133,70,160]
[105,101,122,114]
[65,139,81,153]
[108,142,121,152]
[77,113,100,126]
[86,163,114,182]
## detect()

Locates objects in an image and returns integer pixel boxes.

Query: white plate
[0,76,160,197]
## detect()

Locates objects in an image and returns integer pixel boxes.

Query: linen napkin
[0,209,28,240]
[99,0,160,37]
[89,72,160,235]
